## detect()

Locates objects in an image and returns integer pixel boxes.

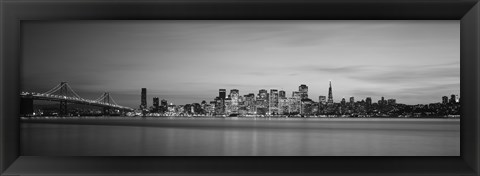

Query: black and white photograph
[20,20,460,156]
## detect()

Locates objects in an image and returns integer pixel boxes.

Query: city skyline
[140,81,459,107]
[21,20,460,107]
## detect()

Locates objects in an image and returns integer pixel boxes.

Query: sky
[21,20,460,108]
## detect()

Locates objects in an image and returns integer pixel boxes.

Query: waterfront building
[208,101,216,115]
[450,94,456,104]
[327,81,333,105]
[176,105,184,114]
[292,91,302,99]
[288,97,301,114]
[168,103,176,113]
[243,93,256,114]
[366,97,372,106]
[442,96,449,104]
[214,97,225,115]
[349,96,354,105]
[230,89,239,113]
[379,97,386,105]
[341,97,346,106]
[258,89,269,108]
[224,98,232,114]
[258,89,268,100]
[219,89,227,99]
[153,97,159,112]
[278,98,289,115]
[279,90,286,99]
[161,99,168,113]
[299,84,308,99]
[387,99,396,105]
[255,98,268,115]
[141,88,147,109]
[270,89,279,114]
[319,96,326,105]
[301,99,315,115]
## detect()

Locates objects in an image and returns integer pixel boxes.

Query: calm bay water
[21,117,460,156]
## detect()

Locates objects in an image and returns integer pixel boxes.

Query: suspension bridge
[20,82,134,116]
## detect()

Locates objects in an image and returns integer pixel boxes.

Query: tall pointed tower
[327,81,333,104]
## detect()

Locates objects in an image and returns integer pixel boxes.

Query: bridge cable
[65,83,83,99]
[42,84,62,95]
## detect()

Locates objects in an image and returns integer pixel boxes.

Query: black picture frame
[1,0,479,175]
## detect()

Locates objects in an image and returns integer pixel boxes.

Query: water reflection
[21,118,460,156]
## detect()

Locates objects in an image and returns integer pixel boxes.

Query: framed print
[1,0,479,175]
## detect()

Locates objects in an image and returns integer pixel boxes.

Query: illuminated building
[167,103,176,112]
[292,91,302,99]
[301,99,315,115]
[258,89,268,100]
[224,98,232,114]
[244,93,256,114]
[299,84,308,99]
[278,98,289,114]
[327,81,333,105]
[258,89,269,109]
[255,98,268,115]
[208,101,216,115]
[279,90,286,99]
[219,89,226,99]
[161,99,168,113]
[319,96,326,105]
[270,89,279,114]
[214,97,225,115]
[230,89,239,113]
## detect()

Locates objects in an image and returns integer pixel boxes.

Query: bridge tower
[102,92,111,116]
[59,82,68,116]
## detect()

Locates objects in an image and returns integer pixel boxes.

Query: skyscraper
[319,96,326,105]
[244,93,256,114]
[349,96,354,105]
[219,89,226,100]
[379,97,386,105]
[214,97,225,115]
[161,99,168,113]
[270,89,279,114]
[366,97,372,106]
[258,89,269,109]
[299,84,308,99]
[141,88,147,109]
[153,97,159,112]
[292,91,302,99]
[279,90,286,99]
[327,81,333,104]
[341,97,346,105]
[450,94,456,104]
[442,96,448,104]
[230,89,239,113]
[258,89,267,98]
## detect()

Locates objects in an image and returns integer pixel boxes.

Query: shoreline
[21,116,461,124]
